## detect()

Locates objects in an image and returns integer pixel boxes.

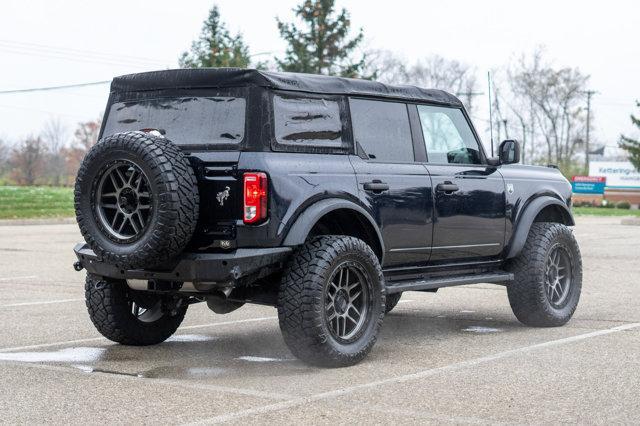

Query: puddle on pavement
[236,356,293,363]
[1,339,295,380]
[166,334,217,343]
[141,366,227,379]
[462,326,502,333]
[0,347,105,363]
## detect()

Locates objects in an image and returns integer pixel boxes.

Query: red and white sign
[572,176,606,183]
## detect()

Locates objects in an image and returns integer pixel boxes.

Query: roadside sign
[589,161,640,189]
[572,176,606,194]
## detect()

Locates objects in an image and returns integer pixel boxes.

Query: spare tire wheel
[74,131,199,269]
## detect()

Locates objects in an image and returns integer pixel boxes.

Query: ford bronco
[73,68,582,367]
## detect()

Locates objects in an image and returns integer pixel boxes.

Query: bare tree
[0,138,8,176]
[408,56,480,113]
[65,119,101,181]
[9,136,47,185]
[366,51,480,114]
[506,48,590,170]
[42,118,69,186]
[362,49,407,84]
[73,119,101,152]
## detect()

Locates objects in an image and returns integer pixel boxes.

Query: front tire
[506,223,582,327]
[85,274,187,345]
[277,236,385,367]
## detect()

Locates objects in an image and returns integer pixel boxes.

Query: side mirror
[498,139,520,165]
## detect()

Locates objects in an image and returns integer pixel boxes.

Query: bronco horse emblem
[216,186,230,206]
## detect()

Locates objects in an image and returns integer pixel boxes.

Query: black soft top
[110,68,462,107]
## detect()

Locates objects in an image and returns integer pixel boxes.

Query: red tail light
[243,172,268,224]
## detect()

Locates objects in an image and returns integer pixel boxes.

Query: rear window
[273,94,344,148]
[102,96,246,146]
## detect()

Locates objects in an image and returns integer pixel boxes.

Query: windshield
[102,96,246,146]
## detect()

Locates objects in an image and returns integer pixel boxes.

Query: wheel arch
[506,196,575,259]
[282,199,385,263]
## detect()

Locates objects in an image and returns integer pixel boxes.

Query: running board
[386,272,514,294]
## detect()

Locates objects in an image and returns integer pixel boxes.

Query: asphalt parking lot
[0,216,638,424]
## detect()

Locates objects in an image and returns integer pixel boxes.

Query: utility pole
[521,123,527,164]
[582,90,597,171]
[487,72,494,156]
[529,98,535,165]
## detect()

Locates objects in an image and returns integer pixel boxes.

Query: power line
[0,39,169,67]
[0,80,110,95]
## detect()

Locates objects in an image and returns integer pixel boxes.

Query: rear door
[349,98,434,268]
[416,104,506,262]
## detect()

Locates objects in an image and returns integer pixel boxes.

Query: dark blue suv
[74,68,582,367]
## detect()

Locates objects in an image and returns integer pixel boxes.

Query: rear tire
[506,223,582,327]
[85,274,187,345]
[385,292,402,314]
[277,236,385,367]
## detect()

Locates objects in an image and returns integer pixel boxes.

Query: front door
[349,98,434,268]
[415,104,506,262]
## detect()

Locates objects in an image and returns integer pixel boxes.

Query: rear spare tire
[75,131,199,269]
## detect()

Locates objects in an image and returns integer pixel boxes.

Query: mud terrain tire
[75,131,199,269]
[277,236,385,367]
[85,274,187,345]
[506,222,582,327]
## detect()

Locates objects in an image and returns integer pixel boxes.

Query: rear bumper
[73,243,291,284]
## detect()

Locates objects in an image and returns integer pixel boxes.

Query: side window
[349,98,414,162]
[273,94,344,148]
[417,105,482,165]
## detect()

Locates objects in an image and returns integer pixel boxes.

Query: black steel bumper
[73,243,292,284]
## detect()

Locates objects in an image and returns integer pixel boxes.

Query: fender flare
[506,196,575,259]
[282,198,385,258]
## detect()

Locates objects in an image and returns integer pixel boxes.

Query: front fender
[282,198,385,255]
[506,196,574,259]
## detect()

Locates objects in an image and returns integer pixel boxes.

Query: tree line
[0,119,100,186]
[2,0,636,187]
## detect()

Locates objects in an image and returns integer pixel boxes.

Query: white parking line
[1,298,84,308]
[0,316,277,353]
[186,322,640,425]
[0,275,37,282]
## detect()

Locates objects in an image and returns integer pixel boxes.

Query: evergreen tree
[620,101,640,170]
[276,0,366,77]
[179,5,251,68]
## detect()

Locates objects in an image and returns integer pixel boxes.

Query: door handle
[436,182,459,193]
[363,180,389,193]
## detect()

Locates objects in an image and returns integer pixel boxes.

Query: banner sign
[572,176,606,194]
[589,161,640,189]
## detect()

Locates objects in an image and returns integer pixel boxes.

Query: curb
[0,217,76,226]
[621,217,640,226]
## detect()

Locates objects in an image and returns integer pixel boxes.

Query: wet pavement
[0,217,639,424]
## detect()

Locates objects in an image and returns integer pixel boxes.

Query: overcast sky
[1,0,638,153]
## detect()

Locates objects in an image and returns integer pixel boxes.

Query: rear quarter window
[349,98,414,163]
[272,93,347,150]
